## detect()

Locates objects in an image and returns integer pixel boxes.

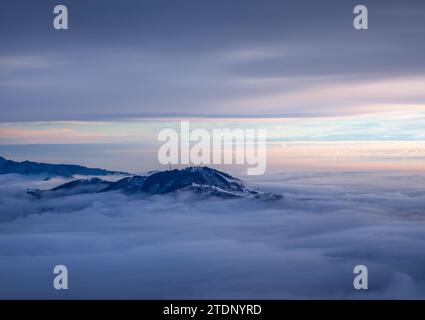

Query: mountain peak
[140,166,244,195]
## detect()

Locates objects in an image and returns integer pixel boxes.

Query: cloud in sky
[1,112,425,173]
[0,0,424,121]
[1,171,425,298]
[1,112,425,144]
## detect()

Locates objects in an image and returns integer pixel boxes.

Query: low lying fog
[1,171,425,299]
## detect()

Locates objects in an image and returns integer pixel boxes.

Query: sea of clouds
[0,171,425,299]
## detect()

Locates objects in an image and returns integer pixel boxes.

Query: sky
[1,1,425,299]
[1,0,424,120]
[0,0,424,172]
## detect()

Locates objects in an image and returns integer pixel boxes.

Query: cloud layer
[1,0,424,121]
[0,171,425,299]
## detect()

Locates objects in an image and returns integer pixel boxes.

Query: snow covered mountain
[100,176,147,193]
[28,166,282,201]
[140,167,244,194]
[28,178,113,198]
[0,155,127,177]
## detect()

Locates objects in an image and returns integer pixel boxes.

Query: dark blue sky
[1,0,424,121]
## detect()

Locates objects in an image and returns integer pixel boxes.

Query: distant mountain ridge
[0,155,127,177]
[28,166,282,201]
